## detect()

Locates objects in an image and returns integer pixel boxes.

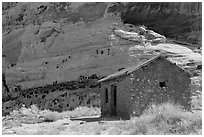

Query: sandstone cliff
[121,2,202,46]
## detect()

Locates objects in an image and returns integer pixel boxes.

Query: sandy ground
[3,115,123,135]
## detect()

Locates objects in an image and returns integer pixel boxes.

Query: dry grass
[4,105,101,124]
[18,130,57,135]
[62,106,101,118]
[3,103,201,135]
[38,106,100,122]
[3,105,101,135]
[42,111,61,122]
[41,106,100,122]
[107,102,202,135]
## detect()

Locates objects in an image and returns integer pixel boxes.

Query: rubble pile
[2,74,103,115]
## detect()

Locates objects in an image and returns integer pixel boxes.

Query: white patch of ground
[146,43,202,62]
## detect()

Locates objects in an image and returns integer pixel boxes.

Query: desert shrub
[5,104,43,125]
[109,102,202,135]
[130,103,202,134]
[6,104,100,125]
[42,111,61,122]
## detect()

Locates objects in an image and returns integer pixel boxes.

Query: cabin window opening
[96,50,98,54]
[101,50,104,54]
[159,82,166,88]
[105,88,108,103]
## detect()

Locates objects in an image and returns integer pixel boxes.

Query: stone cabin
[98,54,192,119]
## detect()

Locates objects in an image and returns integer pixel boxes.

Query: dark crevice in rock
[2,73,10,102]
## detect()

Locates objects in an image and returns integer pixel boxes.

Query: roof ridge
[127,54,163,74]
[98,54,192,83]
[98,54,163,83]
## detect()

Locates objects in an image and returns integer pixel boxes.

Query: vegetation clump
[110,103,202,135]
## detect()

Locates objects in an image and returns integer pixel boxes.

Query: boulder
[197,65,202,70]
[113,26,166,45]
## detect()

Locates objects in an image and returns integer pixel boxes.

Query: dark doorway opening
[105,88,108,103]
[110,84,117,115]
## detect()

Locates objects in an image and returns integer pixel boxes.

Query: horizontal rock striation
[121,2,202,46]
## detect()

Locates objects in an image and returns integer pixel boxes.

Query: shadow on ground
[70,116,122,123]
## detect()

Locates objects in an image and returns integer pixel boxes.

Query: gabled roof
[98,54,192,83]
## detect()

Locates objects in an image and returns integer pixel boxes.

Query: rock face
[113,26,166,45]
[121,2,202,46]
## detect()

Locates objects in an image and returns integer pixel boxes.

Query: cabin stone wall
[100,76,131,118]
[116,76,132,118]
[100,84,111,116]
[129,58,191,116]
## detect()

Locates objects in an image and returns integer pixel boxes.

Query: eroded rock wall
[121,2,202,46]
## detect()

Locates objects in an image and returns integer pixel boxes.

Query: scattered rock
[193,70,201,76]
[62,122,70,125]
[80,121,86,124]
[98,121,105,124]
[196,65,202,70]
[187,62,195,66]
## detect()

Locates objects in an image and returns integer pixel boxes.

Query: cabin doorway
[110,84,117,115]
